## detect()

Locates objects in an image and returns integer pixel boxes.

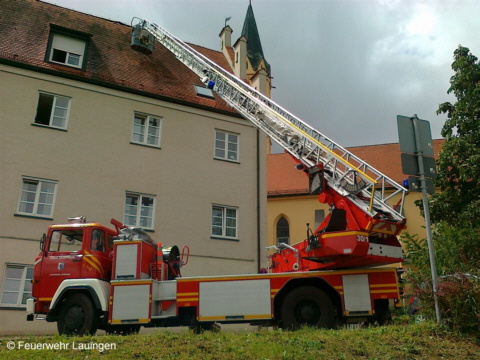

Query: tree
[428,45,480,226]
[405,46,480,334]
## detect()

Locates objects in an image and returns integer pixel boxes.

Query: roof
[241,3,270,76]
[0,0,239,116]
[267,153,310,196]
[267,139,445,196]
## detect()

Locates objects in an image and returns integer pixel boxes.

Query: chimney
[219,26,234,69]
[219,25,232,49]
[233,35,247,80]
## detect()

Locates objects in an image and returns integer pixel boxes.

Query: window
[49,229,83,253]
[131,113,162,147]
[17,177,57,218]
[194,85,215,99]
[48,33,86,69]
[212,205,238,239]
[34,92,71,129]
[215,130,239,162]
[124,193,155,229]
[91,229,106,252]
[276,217,290,245]
[315,210,325,230]
[1,265,33,307]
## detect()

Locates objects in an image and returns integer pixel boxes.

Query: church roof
[241,3,271,75]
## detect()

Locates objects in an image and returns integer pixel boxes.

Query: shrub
[403,226,480,335]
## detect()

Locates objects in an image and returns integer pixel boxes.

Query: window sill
[14,213,53,221]
[211,236,239,242]
[213,157,240,164]
[31,123,67,132]
[130,142,161,150]
[48,60,84,71]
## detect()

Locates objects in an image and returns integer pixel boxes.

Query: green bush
[403,226,480,335]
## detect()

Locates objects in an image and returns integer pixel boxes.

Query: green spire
[241,3,270,75]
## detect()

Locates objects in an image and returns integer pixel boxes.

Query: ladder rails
[140,19,407,223]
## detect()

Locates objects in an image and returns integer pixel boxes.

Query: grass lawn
[1,322,479,359]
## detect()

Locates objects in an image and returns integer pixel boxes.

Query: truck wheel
[281,286,335,330]
[57,294,98,336]
[370,299,391,325]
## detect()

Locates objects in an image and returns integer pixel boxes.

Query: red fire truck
[27,216,401,335]
[26,19,408,335]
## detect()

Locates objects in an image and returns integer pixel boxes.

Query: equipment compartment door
[111,282,151,323]
[199,279,271,321]
[342,274,372,314]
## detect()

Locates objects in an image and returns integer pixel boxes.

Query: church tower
[219,2,272,98]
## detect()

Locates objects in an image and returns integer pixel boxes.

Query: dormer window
[49,33,85,68]
[46,25,91,70]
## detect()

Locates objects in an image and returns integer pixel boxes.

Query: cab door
[82,228,113,281]
[35,227,85,306]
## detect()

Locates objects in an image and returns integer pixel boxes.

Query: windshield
[48,229,83,252]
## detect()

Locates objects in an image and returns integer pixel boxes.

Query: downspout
[256,128,261,273]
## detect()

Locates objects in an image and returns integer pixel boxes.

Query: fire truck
[26,18,408,335]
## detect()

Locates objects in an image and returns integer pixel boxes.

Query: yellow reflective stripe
[370,289,399,294]
[177,298,198,302]
[84,250,102,267]
[83,256,104,276]
[322,231,368,239]
[370,284,396,288]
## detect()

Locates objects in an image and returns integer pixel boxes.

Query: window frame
[0,264,34,308]
[123,192,156,230]
[211,204,239,240]
[214,129,240,163]
[33,91,71,130]
[16,177,58,219]
[131,112,163,148]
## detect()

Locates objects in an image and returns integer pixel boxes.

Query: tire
[281,286,335,330]
[57,293,98,336]
[370,299,391,325]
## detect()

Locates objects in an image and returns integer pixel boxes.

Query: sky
[43,0,480,149]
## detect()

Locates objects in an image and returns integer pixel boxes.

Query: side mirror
[40,233,47,254]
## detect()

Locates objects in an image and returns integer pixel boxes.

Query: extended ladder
[137,19,407,223]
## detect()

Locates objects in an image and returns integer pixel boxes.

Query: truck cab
[31,217,117,316]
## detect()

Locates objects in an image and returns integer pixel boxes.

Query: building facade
[0,0,270,334]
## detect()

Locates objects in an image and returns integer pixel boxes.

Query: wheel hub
[296,301,320,324]
[65,305,85,330]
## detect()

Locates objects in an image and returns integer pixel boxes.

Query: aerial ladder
[131,19,408,271]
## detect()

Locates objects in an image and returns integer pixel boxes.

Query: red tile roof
[267,153,309,195]
[267,139,445,196]
[0,0,239,116]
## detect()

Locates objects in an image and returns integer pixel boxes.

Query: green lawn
[1,322,479,359]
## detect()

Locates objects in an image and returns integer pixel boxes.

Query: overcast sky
[44,0,480,148]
